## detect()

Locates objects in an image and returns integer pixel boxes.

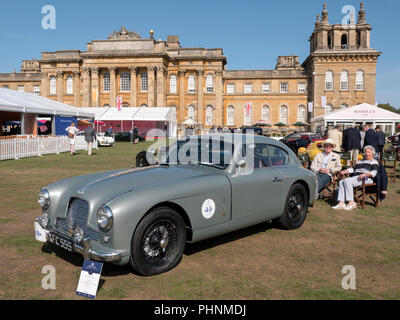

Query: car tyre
[276,183,308,230]
[130,207,187,276]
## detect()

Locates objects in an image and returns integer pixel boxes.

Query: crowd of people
[310,123,390,211]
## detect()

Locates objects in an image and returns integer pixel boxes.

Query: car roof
[183,133,286,147]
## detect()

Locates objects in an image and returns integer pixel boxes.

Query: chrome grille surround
[56,198,99,241]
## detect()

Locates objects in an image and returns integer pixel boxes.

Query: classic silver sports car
[34,134,317,276]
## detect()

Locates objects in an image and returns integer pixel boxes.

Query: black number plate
[49,231,73,252]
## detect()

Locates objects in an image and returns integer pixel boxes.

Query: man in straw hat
[310,139,342,195]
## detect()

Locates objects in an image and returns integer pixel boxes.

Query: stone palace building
[0,3,381,129]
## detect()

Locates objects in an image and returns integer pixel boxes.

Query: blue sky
[1,0,399,108]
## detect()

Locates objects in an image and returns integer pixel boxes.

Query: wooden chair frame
[320,172,339,200]
[383,152,397,183]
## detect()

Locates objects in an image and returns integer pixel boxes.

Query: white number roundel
[202,199,216,219]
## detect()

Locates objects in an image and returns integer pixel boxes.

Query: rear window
[267,145,289,166]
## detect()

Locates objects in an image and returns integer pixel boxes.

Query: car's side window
[267,145,289,167]
[243,143,271,169]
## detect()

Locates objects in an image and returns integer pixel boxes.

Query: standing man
[363,124,379,156]
[342,125,361,164]
[133,125,139,144]
[84,123,96,156]
[375,126,386,161]
[327,125,343,153]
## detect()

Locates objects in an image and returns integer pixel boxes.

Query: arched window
[298,105,306,123]
[356,70,364,90]
[188,105,195,120]
[227,106,234,126]
[103,73,110,92]
[262,105,270,122]
[340,104,348,109]
[206,74,214,93]
[325,104,333,115]
[49,76,56,95]
[341,34,348,49]
[280,105,288,124]
[169,74,177,93]
[66,75,73,95]
[141,72,148,91]
[188,74,196,93]
[206,106,214,125]
[325,71,333,91]
[103,104,110,107]
[340,70,349,91]
[122,102,130,107]
[120,72,131,92]
[140,104,148,107]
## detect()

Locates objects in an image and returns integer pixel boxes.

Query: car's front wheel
[130,207,187,276]
[276,183,308,230]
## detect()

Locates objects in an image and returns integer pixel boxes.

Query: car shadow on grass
[184,221,275,256]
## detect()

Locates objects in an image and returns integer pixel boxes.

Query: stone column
[156,66,167,107]
[82,67,91,107]
[197,70,204,124]
[73,71,81,106]
[129,67,138,107]
[56,71,64,102]
[147,66,156,107]
[215,69,223,126]
[178,69,186,124]
[109,67,117,107]
[91,67,100,107]
[40,72,48,98]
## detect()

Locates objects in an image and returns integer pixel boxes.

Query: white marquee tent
[79,107,177,138]
[311,103,400,135]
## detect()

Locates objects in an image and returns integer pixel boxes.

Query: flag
[308,102,313,113]
[244,101,252,115]
[321,96,327,109]
[116,96,122,111]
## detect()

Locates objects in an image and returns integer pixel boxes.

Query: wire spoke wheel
[288,191,305,222]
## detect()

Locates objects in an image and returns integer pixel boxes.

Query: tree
[378,103,400,114]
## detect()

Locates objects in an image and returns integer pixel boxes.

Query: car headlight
[40,213,49,228]
[97,205,113,232]
[38,188,50,210]
[73,227,84,243]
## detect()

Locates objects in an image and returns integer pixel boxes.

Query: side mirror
[237,159,247,168]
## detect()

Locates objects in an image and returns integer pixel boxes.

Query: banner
[116,96,122,111]
[321,96,327,109]
[308,102,313,113]
[244,101,252,115]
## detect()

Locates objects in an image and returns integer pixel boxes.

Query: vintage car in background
[280,132,321,154]
[34,134,317,276]
[96,132,115,147]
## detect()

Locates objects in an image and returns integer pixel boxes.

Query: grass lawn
[0,141,399,300]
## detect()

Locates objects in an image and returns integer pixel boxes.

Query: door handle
[273,176,283,182]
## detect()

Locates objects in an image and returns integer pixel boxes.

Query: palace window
[298,105,306,123]
[262,83,270,94]
[206,74,214,93]
[66,75,73,94]
[340,71,349,91]
[49,76,56,95]
[356,70,364,90]
[262,105,270,122]
[280,105,288,124]
[188,74,196,93]
[227,83,235,94]
[325,71,333,91]
[103,73,110,92]
[244,83,252,94]
[298,82,306,93]
[120,72,131,92]
[188,105,195,120]
[141,72,148,91]
[17,85,24,92]
[340,104,348,109]
[206,106,214,125]
[341,34,348,49]
[227,106,234,126]
[280,82,288,93]
[34,86,40,96]
[169,75,177,93]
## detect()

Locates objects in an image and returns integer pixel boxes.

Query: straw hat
[322,138,336,148]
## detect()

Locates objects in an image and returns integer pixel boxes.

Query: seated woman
[332,145,379,211]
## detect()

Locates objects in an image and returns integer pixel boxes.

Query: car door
[229,143,284,226]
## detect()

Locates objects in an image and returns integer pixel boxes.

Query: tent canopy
[0,88,95,118]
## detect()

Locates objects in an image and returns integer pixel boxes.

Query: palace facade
[0,3,381,129]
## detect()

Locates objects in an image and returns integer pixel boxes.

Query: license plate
[49,231,73,252]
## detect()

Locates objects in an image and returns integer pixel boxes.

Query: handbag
[68,130,75,139]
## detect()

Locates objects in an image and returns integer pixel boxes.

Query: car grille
[56,198,99,241]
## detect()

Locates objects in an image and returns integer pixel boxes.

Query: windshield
[160,137,233,169]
